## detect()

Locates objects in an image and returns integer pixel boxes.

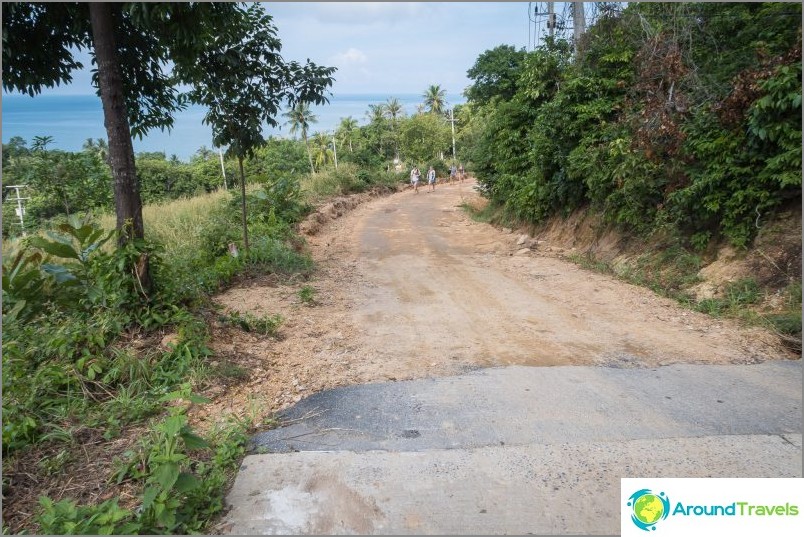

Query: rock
[502,228,513,234]
[293,395,302,403]
[517,234,528,246]
[515,248,531,256]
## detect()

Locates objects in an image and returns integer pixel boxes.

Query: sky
[20,2,546,98]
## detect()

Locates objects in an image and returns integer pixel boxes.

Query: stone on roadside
[516,248,531,256]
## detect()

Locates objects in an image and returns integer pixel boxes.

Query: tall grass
[98,189,231,259]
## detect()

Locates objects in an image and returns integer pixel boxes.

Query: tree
[337,116,358,153]
[465,45,527,105]
[399,112,451,164]
[384,97,404,122]
[31,135,54,151]
[83,137,109,163]
[182,4,335,251]
[423,84,447,115]
[384,97,404,160]
[4,2,333,277]
[310,132,335,169]
[284,102,318,174]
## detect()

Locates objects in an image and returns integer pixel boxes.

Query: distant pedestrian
[427,166,436,192]
[449,164,457,185]
[410,166,421,193]
[458,163,465,183]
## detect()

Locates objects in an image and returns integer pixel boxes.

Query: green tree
[423,84,447,115]
[398,112,451,164]
[465,45,527,105]
[384,97,404,160]
[337,116,358,153]
[284,102,319,174]
[31,135,54,151]
[310,132,335,169]
[182,4,335,251]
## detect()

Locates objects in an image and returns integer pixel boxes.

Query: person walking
[427,165,436,192]
[449,164,457,185]
[410,166,421,193]
[458,163,465,183]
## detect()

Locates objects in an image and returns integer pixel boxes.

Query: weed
[218,310,284,337]
[298,285,317,305]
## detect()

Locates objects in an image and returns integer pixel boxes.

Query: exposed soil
[193,178,795,432]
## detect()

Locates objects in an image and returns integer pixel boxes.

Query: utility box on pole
[4,184,30,235]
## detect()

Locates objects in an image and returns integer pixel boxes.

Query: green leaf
[141,486,159,511]
[29,237,80,260]
[173,472,200,493]
[152,461,180,491]
[179,430,209,450]
[41,263,79,284]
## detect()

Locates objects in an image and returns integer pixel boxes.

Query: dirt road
[206,178,790,424]
[213,178,799,534]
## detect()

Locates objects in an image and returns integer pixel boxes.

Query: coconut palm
[384,97,405,160]
[422,84,447,115]
[83,137,109,163]
[310,132,334,169]
[284,102,318,173]
[366,103,385,124]
[384,97,404,122]
[338,116,358,153]
[31,135,54,151]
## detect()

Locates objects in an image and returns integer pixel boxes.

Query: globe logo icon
[627,489,670,531]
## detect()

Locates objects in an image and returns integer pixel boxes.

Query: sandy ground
[197,178,793,428]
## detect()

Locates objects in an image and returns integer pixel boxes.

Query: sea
[1,92,466,162]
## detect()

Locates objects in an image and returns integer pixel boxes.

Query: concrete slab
[221,434,802,535]
[250,362,802,453]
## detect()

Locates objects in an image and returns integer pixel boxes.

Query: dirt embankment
[488,198,801,310]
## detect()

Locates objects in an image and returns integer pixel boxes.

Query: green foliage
[37,497,138,535]
[298,285,316,305]
[465,45,527,104]
[218,310,283,336]
[462,2,801,249]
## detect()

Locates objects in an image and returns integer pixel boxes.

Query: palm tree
[384,97,404,122]
[83,137,109,163]
[423,84,447,115]
[284,102,318,173]
[310,132,334,169]
[338,116,358,153]
[31,135,54,151]
[384,97,404,160]
[366,103,385,124]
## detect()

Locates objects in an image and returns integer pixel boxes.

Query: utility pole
[547,2,555,38]
[572,1,586,54]
[331,136,338,170]
[4,184,29,235]
[448,108,457,162]
[218,147,228,190]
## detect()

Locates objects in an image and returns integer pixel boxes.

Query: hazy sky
[21,2,542,97]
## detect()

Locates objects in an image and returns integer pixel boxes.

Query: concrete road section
[221,362,802,534]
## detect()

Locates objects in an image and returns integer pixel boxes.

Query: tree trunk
[239,156,249,253]
[89,3,144,243]
[303,133,315,174]
[89,2,151,290]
